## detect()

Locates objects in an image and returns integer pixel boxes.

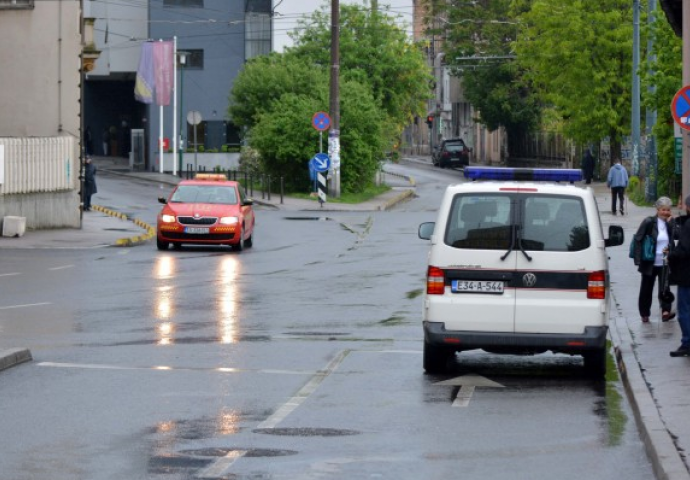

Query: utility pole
[681,0,690,202]
[632,0,641,175]
[329,0,341,198]
[645,0,658,202]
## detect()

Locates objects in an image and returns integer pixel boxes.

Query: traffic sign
[309,153,331,172]
[312,111,331,131]
[671,86,690,131]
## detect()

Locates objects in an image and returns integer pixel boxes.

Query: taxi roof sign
[194,173,228,181]
[464,167,583,183]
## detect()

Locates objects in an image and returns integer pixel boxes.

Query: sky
[272,0,414,52]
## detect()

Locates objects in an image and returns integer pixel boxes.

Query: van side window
[445,195,512,250]
[524,197,589,252]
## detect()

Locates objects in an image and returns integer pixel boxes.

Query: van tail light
[587,271,606,299]
[427,266,446,295]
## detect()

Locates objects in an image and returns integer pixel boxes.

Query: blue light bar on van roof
[464,167,583,183]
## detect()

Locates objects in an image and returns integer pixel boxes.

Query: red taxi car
[156,174,255,251]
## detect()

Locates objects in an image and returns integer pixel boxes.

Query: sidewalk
[0,156,688,479]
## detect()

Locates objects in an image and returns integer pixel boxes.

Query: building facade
[84,0,272,172]
[0,0,82,229]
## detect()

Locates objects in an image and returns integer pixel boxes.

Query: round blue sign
[312,111,331,131]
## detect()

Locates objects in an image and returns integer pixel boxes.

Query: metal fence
[0,136,79,195]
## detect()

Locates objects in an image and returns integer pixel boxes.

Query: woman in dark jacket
[634,196,676,323]
[667,196,690,356]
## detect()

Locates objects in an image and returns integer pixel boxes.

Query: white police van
[418,167,624,378]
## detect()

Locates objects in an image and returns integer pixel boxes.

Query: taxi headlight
[219,216,239,225]
[161,214,176,223]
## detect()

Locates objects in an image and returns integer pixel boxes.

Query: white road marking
[435,374,505,408]
[195,450,247,479]
[37,362,322,375]
[0,272,21,277]
[256,349,351,430]
[0,302,51,310]
[452,385,476,407]
[49,265,74,271]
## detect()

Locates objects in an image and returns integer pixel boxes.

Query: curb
[92,205,156,247]
[0,348,32,372]
[379,188,416,211]
[611,316,690,480]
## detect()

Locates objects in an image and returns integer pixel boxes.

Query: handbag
[641,235,655,262]
[629,234,655,263]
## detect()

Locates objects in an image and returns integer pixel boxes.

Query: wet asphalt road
[0,164,655,479]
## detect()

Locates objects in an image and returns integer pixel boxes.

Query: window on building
[163,0,203,7]
[245,12,271,59]
[0,0,33,9]
[180,49,204,69]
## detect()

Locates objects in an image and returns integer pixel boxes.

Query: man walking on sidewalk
[607,158,629,215]
[667,195,690,357]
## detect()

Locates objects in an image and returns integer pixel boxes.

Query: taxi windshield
[171,185,238,205]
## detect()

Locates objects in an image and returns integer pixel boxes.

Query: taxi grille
[178,216,217,225]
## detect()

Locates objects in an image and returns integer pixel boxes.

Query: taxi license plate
[451,280,504,294]
[185,227,209,234]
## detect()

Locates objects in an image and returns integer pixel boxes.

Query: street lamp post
[177,50,189,177]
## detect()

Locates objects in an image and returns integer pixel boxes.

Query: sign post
[309,153,330,206]
[312,111,331,153]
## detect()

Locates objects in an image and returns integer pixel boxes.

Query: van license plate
[185,227,209,234]
[451,280,504,294]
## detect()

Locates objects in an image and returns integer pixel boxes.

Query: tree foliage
[291,3,432,139]
[641,13,682,197]
[514,0,634,164]
[228,4,429,194]
[427,0,540,145]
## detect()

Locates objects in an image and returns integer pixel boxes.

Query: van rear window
[444,194,589,252]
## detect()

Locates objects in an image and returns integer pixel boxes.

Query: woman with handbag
[634,196,677,323]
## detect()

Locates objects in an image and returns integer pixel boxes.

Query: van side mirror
[605,225,624,247]
[419,222,435,240]
[158,196,167,205]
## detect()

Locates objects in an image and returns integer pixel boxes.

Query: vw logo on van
[522,273,538,288]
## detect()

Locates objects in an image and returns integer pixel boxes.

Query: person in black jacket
[667,195,690,357]
[581,148,595,184]
[83,156,97,212]
[634,196,676,323]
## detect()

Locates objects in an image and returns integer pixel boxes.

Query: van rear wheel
[423,341,450,373]
[583,349,607,379]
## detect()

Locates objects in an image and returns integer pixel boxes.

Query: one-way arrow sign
[434,374,505,408]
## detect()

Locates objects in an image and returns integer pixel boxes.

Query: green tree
[514,0,634,165]
[291,3,432,143]
[228,3,428,194]
[425,0,540,149]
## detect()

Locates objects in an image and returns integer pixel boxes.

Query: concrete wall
[0,191,80,230]
[0,1,82,229]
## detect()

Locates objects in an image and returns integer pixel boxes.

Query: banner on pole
[154,41,174,106]
[134,42,154,104]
